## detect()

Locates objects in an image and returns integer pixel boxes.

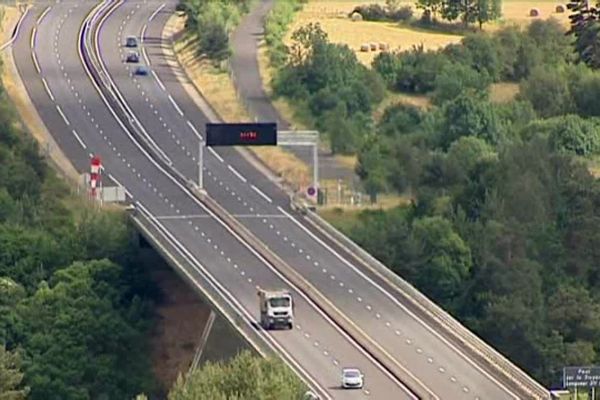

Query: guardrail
[295,201,551,400]
[194,188,435,400]
[81,3,422,398]
[129,204,272,360]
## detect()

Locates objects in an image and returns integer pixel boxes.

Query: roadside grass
[169,14,311,188]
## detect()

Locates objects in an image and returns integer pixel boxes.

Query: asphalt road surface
[12,1,416,398]
[12,0,542,398]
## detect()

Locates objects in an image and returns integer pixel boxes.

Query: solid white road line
[30,25,36,49]
[277,205,520,399]
[208,147,224,162]
[71,129,86,149]
[107,173,133,198]
[41,78,55,101]
[148,3,165,22]
[228,165,248,183]
[151,70,165,90]
[168,94,183,116]
[251,185,272,203]
[37,6,51,25]
[140,24,147,44]
[55,105,70,126]
[186,120,202,140]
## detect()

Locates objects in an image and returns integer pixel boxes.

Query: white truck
[258,289,294,330]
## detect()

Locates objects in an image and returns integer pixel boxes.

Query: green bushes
[168,350,306,400]
[373,20,572,96]
[265,0,306,67]
[274,23,385,154]
[180,0,249,61]
[351,3,413,22]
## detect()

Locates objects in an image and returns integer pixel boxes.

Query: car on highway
[341,368,364,389]
[134,65,149,76]
[126,51,139,63]
[125,35,138,48]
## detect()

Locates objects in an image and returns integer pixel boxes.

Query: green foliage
[440,0,502,27]
[567,0,600,68]
[0,345,28,400]
[168,351,307,400]
[180,0,250,61]
[265,0,306,68]
[518,66,574,118]
[439,93,502,148]
[432,62,490,104]
[521,114,600,156]
[350,3,413,22]
[0,64,156,398]
[275,23,384,154]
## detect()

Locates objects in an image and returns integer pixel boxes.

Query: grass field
[285,0,571,66]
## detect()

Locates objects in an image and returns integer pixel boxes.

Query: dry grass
[286,1,461,66]
[169,14,311,187]
[285,0,571,67]
[490,82,520,103]
[0,6,18,43]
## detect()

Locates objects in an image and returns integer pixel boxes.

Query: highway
[12,1,416,398]
[9,0,549,398]
[95,1,532,399]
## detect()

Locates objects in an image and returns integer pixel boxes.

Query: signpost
[563,366,600,399]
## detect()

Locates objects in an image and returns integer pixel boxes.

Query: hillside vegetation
[0,68,157,398]
[262,0,600,387]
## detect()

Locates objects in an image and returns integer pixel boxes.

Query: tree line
[0,72,157,397]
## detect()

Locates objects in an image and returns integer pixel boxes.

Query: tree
[168,351,306,400]
[519,66,574,118]
[0,345,27,400]
[439,94,502,148]
[356,135,389,203]
[441,0,501,27]
[547,115,600,156]
[567,0,600,68]
[411,216,473,303]
[432,62,491,104]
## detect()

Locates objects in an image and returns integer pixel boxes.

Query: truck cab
[258,289,294,330]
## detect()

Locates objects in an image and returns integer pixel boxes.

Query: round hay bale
[379,42,389,51]
[370,42,378,51]
[360,44,370,52]
[555,4,565,12]
[529,8,540,17]
[351,12,363,21]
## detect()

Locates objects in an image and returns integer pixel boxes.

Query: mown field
[285,0,571,65]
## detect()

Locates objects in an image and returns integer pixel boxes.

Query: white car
[341,368,364,389]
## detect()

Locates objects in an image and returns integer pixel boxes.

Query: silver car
[341,368,364,389]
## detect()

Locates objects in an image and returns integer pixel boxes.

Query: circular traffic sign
[307,186,316,196]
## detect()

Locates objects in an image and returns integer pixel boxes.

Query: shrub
[569,67,600,117]
[378,103,424,137]
[461,33,502,82]
[265,0,304,67]
[432,62,491,105]
[518,66,573,118]
[390,5,414,21]
[351,4,388,21]
[546,115,600,156]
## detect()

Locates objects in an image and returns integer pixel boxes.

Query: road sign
[563,366,600,388]
[307,186,316,196]
[206,123,277,146]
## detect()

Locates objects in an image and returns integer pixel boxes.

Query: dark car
[125,36,138,48]
[126,51,139,63]
[134,65,149,76]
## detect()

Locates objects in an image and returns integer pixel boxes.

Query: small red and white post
[89,155,102,200]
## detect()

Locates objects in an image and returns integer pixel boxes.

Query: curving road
[11,1,416,398]
[9,0,548,398]
[92,1,534,399]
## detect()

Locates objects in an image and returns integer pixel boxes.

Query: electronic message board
[206,123,277,146]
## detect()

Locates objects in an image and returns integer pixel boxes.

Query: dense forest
[264,0,600,388]
[0,71,157,397]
